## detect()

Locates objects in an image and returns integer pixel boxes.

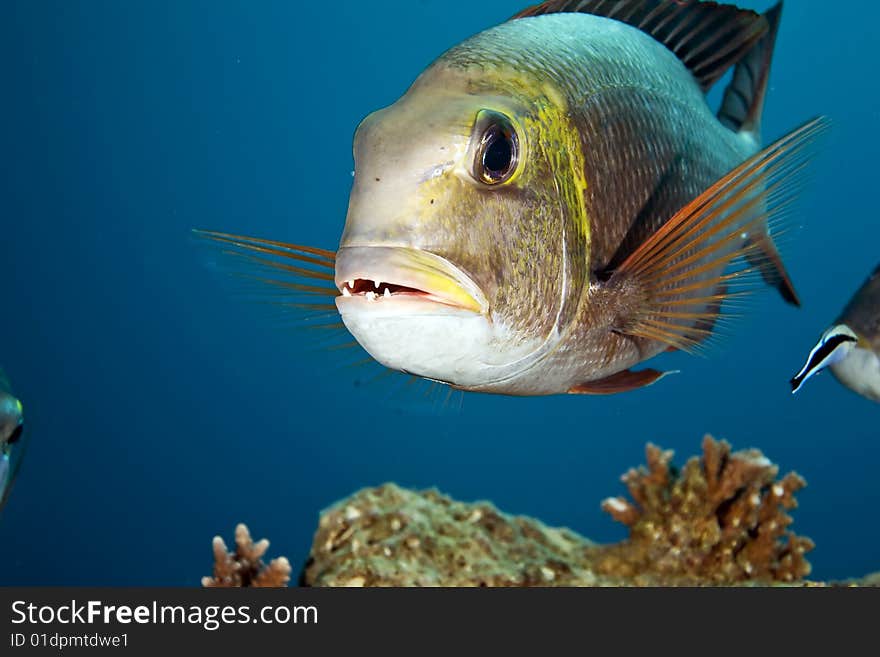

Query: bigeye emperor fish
[199,0,827,396]
[791,264,880,403]
[0,369,25,512]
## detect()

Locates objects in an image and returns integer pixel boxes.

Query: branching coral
[595,435,813,584]
[202,523,291,588]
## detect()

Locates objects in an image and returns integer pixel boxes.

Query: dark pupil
[483,128,513,178]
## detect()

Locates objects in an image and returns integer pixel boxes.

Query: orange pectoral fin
[608,116,828,354]
[568,369,675,395]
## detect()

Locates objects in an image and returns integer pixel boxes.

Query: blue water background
[1,0,877,584]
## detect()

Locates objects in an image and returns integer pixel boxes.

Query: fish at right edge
[0,369,25,513]
[791,264,880,403]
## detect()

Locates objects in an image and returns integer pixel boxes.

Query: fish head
[335,61,591,392]
[0,391,23,511]
[0,392,23,450]
[790,324,859,394]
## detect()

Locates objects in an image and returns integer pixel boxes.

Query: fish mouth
[334,246,487,314]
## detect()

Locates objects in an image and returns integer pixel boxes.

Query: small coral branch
[202,523,291,588]
[597,435,813,584]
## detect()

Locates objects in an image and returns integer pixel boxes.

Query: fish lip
[334,245,487,314]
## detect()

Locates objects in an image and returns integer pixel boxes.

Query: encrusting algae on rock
[302,484,604,587]
[202,523,291,588]
[300,436,819,587]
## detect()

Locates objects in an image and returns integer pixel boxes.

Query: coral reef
[302,436,819,587]
[302,483,606,587]
[202,523,291,588]
[595,435,814,584]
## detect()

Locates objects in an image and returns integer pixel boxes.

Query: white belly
[831,347,880,403]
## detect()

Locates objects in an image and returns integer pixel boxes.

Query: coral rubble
[302,436,818,587]
[202,523,291,588]
[595,435,814,585]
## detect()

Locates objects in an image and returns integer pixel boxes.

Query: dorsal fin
[511,0,770,92]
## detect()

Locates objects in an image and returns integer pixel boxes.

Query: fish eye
[473,111,519,186]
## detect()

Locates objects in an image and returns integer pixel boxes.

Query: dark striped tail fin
[718,2,784,139]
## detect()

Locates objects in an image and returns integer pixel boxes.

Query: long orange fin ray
[626,143,805,280]
[631,159,807,280]
[230,252,336,282]
[215,241,335,270]
[621,118,824,278]
[609,117,828,352]
[238,275,337,298]
[196,230,336,262]
[619,119,826,279]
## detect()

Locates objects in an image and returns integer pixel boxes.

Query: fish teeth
[374,280,381,290]
[384,288,391,298]
[365,291,377,302]
[341,287,351,297]
[347,280,355,289]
